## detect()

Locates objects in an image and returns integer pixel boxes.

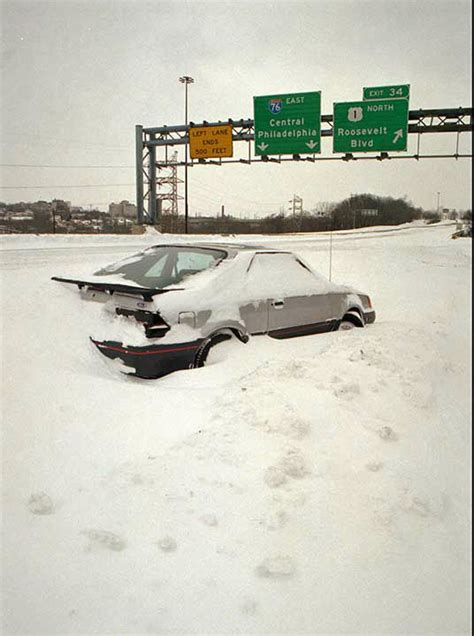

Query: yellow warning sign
[189,124,233,159]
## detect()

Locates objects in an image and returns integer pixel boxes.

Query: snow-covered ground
[1,223,471,635]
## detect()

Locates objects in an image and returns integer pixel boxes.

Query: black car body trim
[364,310,376,324]
[268,319,339,340]
[94,342,198,356]
[91,338,204,379]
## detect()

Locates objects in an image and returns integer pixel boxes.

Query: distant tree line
[164,193,426,235]
[330,194,423,229]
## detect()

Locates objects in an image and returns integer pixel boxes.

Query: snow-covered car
[52,242,376,379]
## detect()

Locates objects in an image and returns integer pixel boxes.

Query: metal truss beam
[143,108,472,148]
[136,108,472,223]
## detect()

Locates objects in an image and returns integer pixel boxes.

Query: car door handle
[272,299,285,309]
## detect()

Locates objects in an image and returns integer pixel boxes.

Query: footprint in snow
[253,413,311,440]
[240,597,258,615]
[81,529,127,552]
[157,536,177,552]
[264,450,310,489]
[403,496,432,517]
[349,349,365,362]
[400,492,447,519]
[256,556,296,579]
[259,509,288,531]
[200,513,218,527]
[378,426,398,441]
[366,461,384,472]
[281,360,309,379]
[278,449,309,479]
[333,381,361,399]
[27,492,55,515]
[264,466,287,488]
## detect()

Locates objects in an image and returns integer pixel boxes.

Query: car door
[245,252,335,338]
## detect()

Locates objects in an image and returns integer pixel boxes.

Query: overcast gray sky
[1,0,472,216]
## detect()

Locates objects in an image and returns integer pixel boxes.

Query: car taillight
[145,322,170,338]
[115,307,170,338]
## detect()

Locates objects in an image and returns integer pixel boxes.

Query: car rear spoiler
[51,276,179,300]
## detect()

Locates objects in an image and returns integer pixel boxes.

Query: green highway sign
[333,99,409,153]
[363,84,410,101]
[253,91,321,156]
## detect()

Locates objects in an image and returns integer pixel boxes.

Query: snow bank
[1,223,471,634]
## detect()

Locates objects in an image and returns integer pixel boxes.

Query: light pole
[51,201,56,234]
[179,75,194,234]
[437,191,441,214]
[329,211,333,281]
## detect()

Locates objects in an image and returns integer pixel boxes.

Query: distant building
[109,200,137,219]
[115,217,133,226]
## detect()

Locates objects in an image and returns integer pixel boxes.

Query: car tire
[338,310,364,330]
[194,330,233,368]
[339,320,356,331]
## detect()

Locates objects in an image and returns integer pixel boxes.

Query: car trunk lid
[52,276,176,338]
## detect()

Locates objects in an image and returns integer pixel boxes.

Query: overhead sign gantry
[135,84,472,225]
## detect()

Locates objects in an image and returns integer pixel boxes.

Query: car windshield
[94,246,227,288]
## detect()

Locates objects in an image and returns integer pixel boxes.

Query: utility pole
[329,223,333,281]
[51,201,56,234]
[179,75,194,234]
[437,191,441,213]
[157,151,182,220]
[288,194,303,216]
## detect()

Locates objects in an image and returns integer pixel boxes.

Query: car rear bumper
[91,338,204,379]
[364,310,376,324]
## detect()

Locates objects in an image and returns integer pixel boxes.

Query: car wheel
[338,310,364,330]
[194,330,233,368]
[339,320,357,331]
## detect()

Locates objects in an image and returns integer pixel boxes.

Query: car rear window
[94,246,227,288]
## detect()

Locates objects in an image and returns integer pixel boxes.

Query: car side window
[247,253,328,296]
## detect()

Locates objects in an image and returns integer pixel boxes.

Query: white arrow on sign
[393,129,404,144]
[257,142,269,151]
[305,140,318,150]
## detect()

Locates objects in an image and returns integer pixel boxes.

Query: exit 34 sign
[363,84,410,101]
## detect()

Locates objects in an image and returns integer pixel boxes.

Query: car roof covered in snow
[146,242,288,256]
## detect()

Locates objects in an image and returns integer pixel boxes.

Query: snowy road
[1,223,471,635]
